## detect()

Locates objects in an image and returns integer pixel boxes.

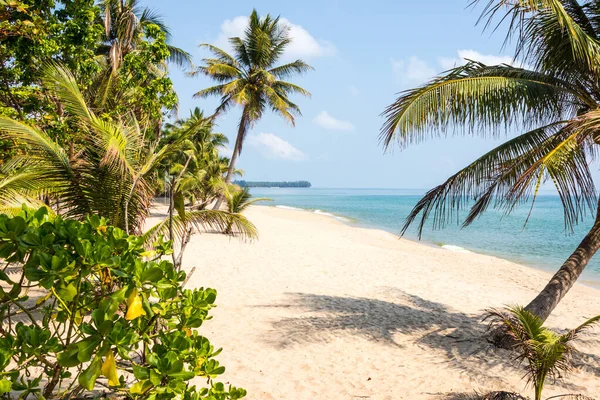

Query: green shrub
[0,206,246,399]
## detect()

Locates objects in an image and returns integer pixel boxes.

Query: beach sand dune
[147,205,600,399]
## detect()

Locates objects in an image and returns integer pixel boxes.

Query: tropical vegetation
[0,207,246,399]
[485,306,600,400]
[380,0,600,321]
[189,9,312,208]
[0,3,298,399]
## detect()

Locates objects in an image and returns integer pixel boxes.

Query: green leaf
[57,344,80,367]
[167,371,195,380]
[77,337,101,363]
[132,365,150,380]
[141,267,163,283]
[0,270,11,283]
[129,380,152,395]
[78,356,102,391]
[0,379,11,394]
[174,191,185,218]
[57,282,77,302]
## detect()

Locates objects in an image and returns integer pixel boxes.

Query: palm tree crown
[188,9,312,204]
[98,0,191,72]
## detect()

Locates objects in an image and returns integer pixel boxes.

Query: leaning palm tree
[380,0,600,322]
[0,63,256,242]
[485,306,600,400]
[188,9,312,209]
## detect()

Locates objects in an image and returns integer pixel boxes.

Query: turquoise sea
[249,188,600,282]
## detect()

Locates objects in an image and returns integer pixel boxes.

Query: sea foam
[275,205,302,211]
[441,244,473,254]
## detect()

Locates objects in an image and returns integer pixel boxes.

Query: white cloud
[392,56,436,87]
[313,111,355,132]
[349,85,360,96]
[247,133,306,161]
[392,50,519,87]
[438,49,516,70]
[214,16,334,59]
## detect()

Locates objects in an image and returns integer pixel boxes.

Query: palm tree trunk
[213,106,249,210]
[525,198,600,321]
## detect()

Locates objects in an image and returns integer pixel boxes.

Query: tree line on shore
[234,180,311,188]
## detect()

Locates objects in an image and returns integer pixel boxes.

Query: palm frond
[143,209,258,243]
[268,60,314,79]
[380,62,585,149]
[401,121,597,237]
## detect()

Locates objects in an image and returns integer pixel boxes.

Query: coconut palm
[188,9,312,209]
[97,0,191,73]
[0,63,256,241]
[485,306,600,400]
[380,0,600,321]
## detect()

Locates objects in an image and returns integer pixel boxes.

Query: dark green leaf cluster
[0,206,246,400]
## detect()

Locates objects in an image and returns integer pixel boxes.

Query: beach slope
[149,205,600,399]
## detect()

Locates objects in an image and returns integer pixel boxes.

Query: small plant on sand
[224,187,270,234]
[0,207,246,399]
[484,306,600,400]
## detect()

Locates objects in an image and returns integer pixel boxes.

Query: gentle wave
[314,209,351,223]
[275,205,302,211]
[441,244,473,254]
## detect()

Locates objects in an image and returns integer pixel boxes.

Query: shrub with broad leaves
[0,206,246,399]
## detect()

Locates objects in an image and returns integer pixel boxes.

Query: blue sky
[145,0,521,188]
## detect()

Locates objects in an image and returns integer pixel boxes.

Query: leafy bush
[0,207,246,399]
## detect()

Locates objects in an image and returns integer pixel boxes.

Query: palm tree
[97,0,191,73]
[188,9,313,209]
[485,306,600,400]
[224,187,270,233]
[0,63,256,242]
[380,0,600,322]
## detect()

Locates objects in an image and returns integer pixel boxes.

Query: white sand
[148,205,600,399]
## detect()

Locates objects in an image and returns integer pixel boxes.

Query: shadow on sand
[257,289,600,395]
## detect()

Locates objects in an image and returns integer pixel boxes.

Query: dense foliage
[0,4,270,398]
[0,207,246,399]
[234,180,311,188]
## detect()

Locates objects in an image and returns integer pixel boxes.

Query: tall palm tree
[188,9,313,209]
[0,63,256,241]
[380,0,600,322]
[485,306,600,400]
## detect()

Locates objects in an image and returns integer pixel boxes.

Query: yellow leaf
[125,288,146,320]
[139,250,156,258]
[101,351,119,386]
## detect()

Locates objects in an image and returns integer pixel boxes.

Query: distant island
[234,180,312,188]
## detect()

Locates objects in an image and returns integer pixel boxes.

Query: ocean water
[249,188,600,282]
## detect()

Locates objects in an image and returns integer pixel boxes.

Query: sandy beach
[148,205,600,399]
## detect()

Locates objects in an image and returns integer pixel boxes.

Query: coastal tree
[91,0,192,137]
[380,0,600,321]
[0,0,103,157]
[188,9,312,209]
[0,63,256,240]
